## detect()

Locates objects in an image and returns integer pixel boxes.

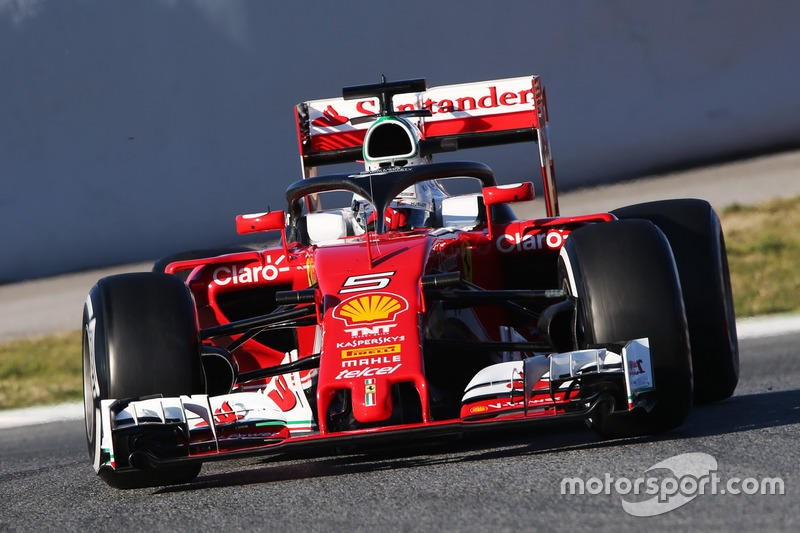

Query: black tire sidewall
[81,272,204,487]
[82,289,109,465]
[612,199,739,403]
[560,219,693,434]
[97,273,203,400]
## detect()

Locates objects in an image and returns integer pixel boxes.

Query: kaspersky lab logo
[560,452,784,516]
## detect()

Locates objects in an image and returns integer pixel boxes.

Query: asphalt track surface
[1,151,800,531]
[0,332,798,531]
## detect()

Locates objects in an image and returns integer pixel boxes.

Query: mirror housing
[236,210,286,235]
[482,182,535,240]
[482,182,535,206]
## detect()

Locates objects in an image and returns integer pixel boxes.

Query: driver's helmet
[353,180,447,231]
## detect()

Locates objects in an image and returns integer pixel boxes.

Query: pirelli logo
[342,344,401,359]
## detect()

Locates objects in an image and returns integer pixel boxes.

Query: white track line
[735,313,800,339]
[0,402,84,429]
[2,314,799,429]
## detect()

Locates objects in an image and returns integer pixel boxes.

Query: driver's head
[367,206,411,231]
[353,180,441,232]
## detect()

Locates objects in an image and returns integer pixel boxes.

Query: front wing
[94,339,653,474]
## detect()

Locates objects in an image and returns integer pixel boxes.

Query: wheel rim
[82,327,96,459]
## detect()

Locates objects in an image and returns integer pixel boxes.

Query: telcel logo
[335,364,402,380]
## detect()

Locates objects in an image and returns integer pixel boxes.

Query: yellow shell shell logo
[333,293,407,325]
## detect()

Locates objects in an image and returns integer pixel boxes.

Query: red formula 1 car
[82,76,739,488]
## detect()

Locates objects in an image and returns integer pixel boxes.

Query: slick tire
[559,219,693,437]
[153,246,256,280]
[82,272,205,489]
[612,199,738,403]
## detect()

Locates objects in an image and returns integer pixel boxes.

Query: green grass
[0,330,83,410]
[2,195,799,411]
[719,196,800,317]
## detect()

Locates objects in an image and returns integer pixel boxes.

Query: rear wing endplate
[295,76,559,216]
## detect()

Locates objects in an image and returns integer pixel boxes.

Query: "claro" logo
[213,260,289,286]
[496,230,566,253]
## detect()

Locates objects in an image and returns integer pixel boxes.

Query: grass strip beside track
[719,196,800,317]
[1,196,799,410]
[0,330,82,410]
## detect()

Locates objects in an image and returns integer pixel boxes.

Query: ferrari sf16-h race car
[82,76,739,488]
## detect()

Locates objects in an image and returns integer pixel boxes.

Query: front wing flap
[460,338,654,420]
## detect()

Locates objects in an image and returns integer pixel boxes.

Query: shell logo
[333,293,408,326]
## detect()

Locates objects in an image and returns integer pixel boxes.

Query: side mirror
[482,182,535,241]
[236,210,286,235]
[482,182,535,206]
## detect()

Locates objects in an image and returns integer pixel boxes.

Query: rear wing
[295,76,559,216]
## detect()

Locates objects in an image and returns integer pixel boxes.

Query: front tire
[83,272,205,489]
[560,219,693,437]
[612,199,738,403]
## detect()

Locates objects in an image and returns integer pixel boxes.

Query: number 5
[339,271,396,294]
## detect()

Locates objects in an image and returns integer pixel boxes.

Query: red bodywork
[164,211,614,450]
[135,76,627,462]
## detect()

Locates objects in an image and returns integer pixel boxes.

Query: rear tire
[559,219,693,437]
[612,199,738,403]
[153,246,256,280]
[83,272,205,489]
